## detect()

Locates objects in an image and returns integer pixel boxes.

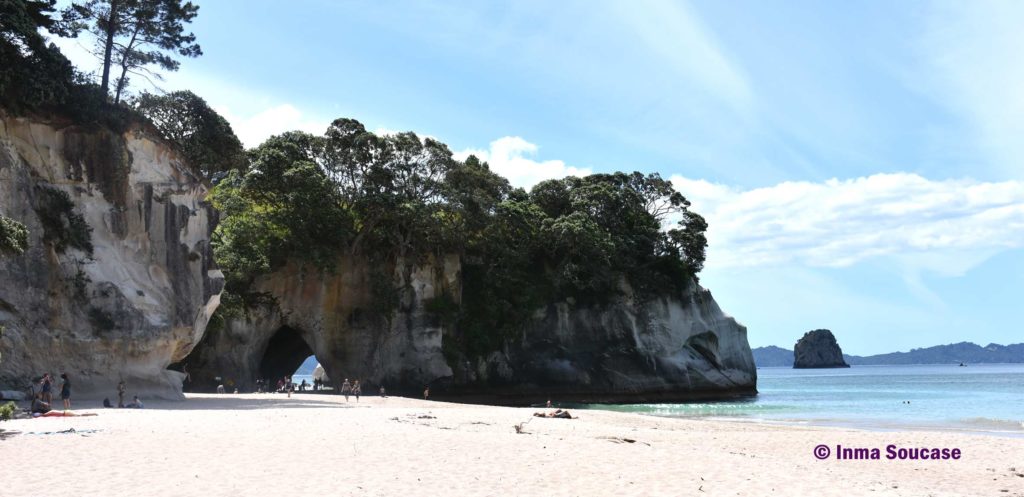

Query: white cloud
[455,137,592,189]
[51,36,332,149]
[671,173,1024,273]
[215,105,328,148]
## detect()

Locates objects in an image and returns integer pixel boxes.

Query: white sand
[1,393,1021,496]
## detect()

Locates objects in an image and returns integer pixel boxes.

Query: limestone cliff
[0,113,223,399]
[793,329,850,369]
[456,286,756,403]
[183,256,459,393]
[186,256,756,403]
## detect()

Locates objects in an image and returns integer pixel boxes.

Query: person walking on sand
[423,386,429,400]
[59,373,71,410]
[117,380,126,408]
[340,378,352,401]
[352,380,361,402]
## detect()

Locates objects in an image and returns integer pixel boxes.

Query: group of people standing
[253,376,315,397]
[249,376,389,401]
[30,372,71,413]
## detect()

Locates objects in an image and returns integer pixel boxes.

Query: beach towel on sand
[35,411,98,418]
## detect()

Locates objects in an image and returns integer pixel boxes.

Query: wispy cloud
[917,0,1024,179]
[672,173,1024,273]
[455,137,592,189]
[609,0,752,112]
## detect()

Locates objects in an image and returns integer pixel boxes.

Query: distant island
[752,342,1024,367]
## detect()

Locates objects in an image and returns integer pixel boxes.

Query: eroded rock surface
[460,286,757,403]
[793,329,850,369]
[186,254,756,403]
[0,114,223,399]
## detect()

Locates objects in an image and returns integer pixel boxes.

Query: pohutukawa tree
[64,0,201,103]
[134,90,246,178]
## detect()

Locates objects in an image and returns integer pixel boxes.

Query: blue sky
[55,0,1024,354]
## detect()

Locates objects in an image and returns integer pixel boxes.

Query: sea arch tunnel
[258,325,318,382]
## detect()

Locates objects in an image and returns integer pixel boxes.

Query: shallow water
[587,363,1024,434]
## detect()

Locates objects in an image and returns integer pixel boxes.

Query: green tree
[206,116,710,359]
[134,90,245,178]
[0,0,78,110]
[321,119,459,257]
[64,0,201,103]
[210,133,352,293]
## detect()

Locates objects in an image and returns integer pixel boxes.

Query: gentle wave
[955,417,1024,432]
[578,364,1024,436]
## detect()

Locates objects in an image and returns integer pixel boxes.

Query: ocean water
[588,364,1024,435]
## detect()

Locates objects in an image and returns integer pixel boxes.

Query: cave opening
[259,325,317,383]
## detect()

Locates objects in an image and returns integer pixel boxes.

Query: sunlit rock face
[0,114,223,399]
[187,253,756,404]
[453,284,757,404]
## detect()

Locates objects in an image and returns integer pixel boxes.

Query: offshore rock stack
[793,329,850,369]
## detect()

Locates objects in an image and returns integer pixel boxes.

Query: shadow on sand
[139,395,357,411]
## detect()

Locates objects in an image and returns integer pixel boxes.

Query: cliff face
[793,329,849,369]
[186,255,756,403]
[0,114,223,399]
[456,286,757,404]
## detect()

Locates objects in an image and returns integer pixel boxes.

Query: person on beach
[41,373,52,404]
[379,385,386,398]
[31,395,51,414]
[59,373,71,410]
[340,379,352,401]
[533,409,572,419]
[423,386,429,400]
[352,380,361,401]
[300,379,307,392]
[287,377,294,398]
[117,380,126,408]
[126,396,144,408]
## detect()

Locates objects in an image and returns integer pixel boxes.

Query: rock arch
[258,325,315,382]
[183,255,758,403]
[182,255,459,394]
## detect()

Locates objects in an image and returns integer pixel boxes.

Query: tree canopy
[0,0,77,111]
[210,119,709,356]
[134,90,245,177]
[63,0,201,103]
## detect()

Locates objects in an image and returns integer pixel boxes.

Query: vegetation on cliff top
[208,120,708,356]
[2,0,709,358]
[1,0,200,132]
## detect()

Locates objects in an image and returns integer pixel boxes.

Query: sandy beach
[0,394,1021,497]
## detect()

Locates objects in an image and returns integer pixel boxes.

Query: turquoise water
[589,364,1024,434]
